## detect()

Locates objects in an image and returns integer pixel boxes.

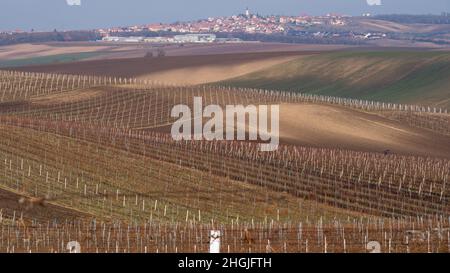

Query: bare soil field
[0,43,114,61]
[11,51,318,84]
[351,19,450,34]
[81,41,352,58]
[137,55,301,85]
[153,42,352,56]
[0,42,350,62]
[366,39,447,48]
[151,102,450,158]
[278,104,450,158]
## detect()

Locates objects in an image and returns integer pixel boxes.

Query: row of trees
[0,30,101,46]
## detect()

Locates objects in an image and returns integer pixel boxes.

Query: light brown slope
[11,51,318,85]
[357,19,450,34]
[149,102,450,158]
[356,19,413,32]
[279,104,450,158]
[138,55,299,85]
[0,43,112,61]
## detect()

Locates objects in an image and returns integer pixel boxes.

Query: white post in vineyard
[367,241,381,253]
[209,230,221,253]
[67,241,81,253]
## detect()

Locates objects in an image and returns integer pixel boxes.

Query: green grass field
[220,51,450,109]
[0,52,101,68]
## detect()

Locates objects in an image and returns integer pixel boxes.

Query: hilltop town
[0,9,449,46]
[85,10,450,46]
[103,9,347,35]
[100,9,358,43]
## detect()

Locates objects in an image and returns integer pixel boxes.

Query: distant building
[123,37,144,42]
[173,34,216,43]
[102,36,121,42]
[102,36,144,43]
[102,34,219,44]
[143,37,174,43]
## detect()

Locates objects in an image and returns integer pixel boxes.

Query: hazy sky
[1,0,449,31]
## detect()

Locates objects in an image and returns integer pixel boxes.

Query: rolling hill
[277,104,450,158]
[221,51,450,109]
[0,70,448,252]
[11,49,450,109]
[9,51,313,85]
